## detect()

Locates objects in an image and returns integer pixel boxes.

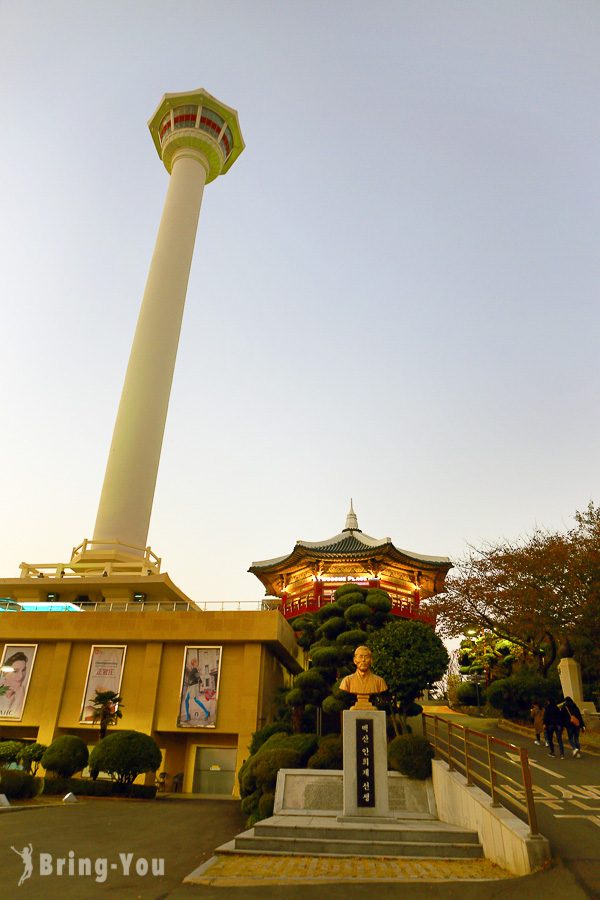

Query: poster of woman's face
[0,644,37,720]
[177,646,222,728]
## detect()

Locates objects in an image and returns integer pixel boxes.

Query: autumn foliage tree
[429,503,600,679]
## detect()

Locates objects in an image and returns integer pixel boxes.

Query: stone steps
[255,822,481,844]
[219,819,484,860]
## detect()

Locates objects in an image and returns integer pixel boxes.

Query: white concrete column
[93,148,208,549]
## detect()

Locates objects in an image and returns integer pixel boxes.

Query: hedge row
[0,770,157,800]
[39,777,157,799]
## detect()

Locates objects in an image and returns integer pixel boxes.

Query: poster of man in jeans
[177,646,221,727]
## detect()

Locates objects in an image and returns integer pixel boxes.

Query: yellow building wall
[0,610,301,795]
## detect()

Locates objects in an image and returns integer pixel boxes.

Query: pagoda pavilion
[249,503,452,624]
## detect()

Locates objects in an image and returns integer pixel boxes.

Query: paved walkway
[186,851,512,885]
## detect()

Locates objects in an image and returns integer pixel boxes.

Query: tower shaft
[93,148,207,549]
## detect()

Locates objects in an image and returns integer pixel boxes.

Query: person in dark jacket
[561,696,586,757]
[543,699,565,758]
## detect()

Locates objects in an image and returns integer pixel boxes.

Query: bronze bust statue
[339,645,387,710]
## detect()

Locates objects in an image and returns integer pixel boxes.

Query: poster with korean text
[79,645,127,723]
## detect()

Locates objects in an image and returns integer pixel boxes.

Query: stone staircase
[216,814,484,860]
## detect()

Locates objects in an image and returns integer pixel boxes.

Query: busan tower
[90,88,245,568]
[14,89,244,602]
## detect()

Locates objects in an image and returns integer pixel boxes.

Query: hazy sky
[1,1,599,607]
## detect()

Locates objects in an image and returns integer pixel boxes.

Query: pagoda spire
[343,499,360,532]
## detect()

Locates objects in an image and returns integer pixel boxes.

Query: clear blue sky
[1,1,599,606]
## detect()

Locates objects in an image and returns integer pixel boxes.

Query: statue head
[353,645,373,674]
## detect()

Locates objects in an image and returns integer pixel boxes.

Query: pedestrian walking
[530,701,545,745]
[561,696,586,757]
[543,699,565,759]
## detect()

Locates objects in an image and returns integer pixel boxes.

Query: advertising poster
[177,646,222,728]
[79,645,127,723]
[0,644,37,720]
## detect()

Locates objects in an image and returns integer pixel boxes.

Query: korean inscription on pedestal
[356,718,375,807]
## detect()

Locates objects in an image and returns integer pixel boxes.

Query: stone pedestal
[340,709,391,820]
[558,657,598,719]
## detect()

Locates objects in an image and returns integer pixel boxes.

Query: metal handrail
[423,713,539,835]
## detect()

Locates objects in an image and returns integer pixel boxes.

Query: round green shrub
[486,673,560,719]
[456,682,485,706]
[321,695,346,715]
[344,603,372,624]
[335,584,367,600]
[0,769,39,799]
[282,733,319,760]
[291,615,314,631]
[249,722,291,756]
[285,688,305,707]
[365,589,392,613]
[294,669,327,691]
[18,742,48,775]
[296,631,314,649]
[310,645,343,668]
[314,603,344,622]
[41,736,89,778]
[240,789,261,815]
[336,628,368,647]
[88,730,161,786]
[0,740,25,767]
[388,735,434,780]
[307,735,343,769]
[258,791,275,819]
[317,616,348,639]
[335,590,367,610]
[253,748,303,790]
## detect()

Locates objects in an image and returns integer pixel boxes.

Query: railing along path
[423,713,538,835]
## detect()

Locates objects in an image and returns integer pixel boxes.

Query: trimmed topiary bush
[258,791,275,819]
[486,673,560,719]
[388,735,434,780]
[238,732,319,825]
[0,740,25,767]
[310,646,342,668]
[0,769,39,799]
[335,589,367,610]
[38,777,156,798]
[248,722,292,756]
[307,735,343,769]
[41,736,88,778]
[336,628,369,648]
[317,617,348,640]
[88,730,161,786]
[18,742,48,775]
[456,681,485,706]
[365,589,392,613]
[343,603,372,625]
[252,748,303,791]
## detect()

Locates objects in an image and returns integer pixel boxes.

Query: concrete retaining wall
[432,759,550,874]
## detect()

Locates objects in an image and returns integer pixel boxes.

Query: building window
[159,112,172,143]
[173,104,198,130]
[159,105,232,160]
